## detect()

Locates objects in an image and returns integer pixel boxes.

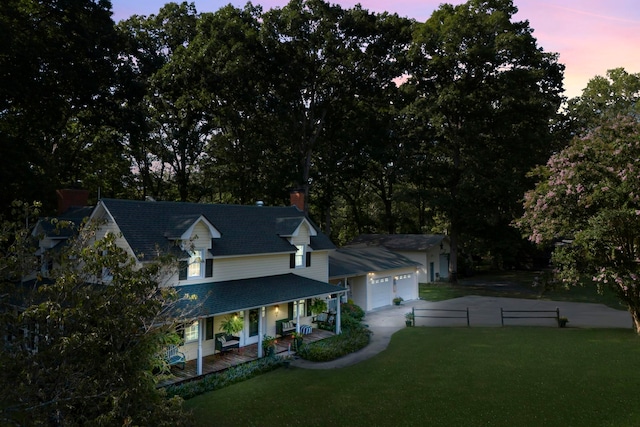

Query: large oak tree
[404,0,564,279]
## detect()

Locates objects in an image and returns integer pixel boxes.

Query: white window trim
[295,245,305,268]
[184,321,199,342]
[188,249,205,279]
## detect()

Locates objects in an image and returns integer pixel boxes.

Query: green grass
[420,270,624,309]
[184,327,640,426]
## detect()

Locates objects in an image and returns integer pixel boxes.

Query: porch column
[295,300,300,333]
[197,318,204,375]
[257,306,264,358]
[335,295,342,335]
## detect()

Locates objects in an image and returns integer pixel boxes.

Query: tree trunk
[448,228,458,284]
[630,306,640,334]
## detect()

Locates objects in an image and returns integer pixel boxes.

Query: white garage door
[395,273,414,301]
[371,276,392,309]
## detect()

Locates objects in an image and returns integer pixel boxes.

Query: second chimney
[290,189,305,211]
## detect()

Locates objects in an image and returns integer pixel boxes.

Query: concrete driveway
[291,296,633,370]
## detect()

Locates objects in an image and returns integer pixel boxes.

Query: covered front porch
[160,327,333,387]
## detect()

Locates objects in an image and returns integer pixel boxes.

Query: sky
[110,0,640,99]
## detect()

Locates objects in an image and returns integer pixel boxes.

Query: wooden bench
[215,332,240,353]
[276,319,297,337]
[165,344,186,370]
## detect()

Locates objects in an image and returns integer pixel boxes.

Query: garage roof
[329,246,422,278]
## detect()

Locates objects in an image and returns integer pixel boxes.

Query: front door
[245,308,260,344]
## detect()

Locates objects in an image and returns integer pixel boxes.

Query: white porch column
[335,296,342,335]
[295,300,300,333]
[258,306,264,358]
[197,318,204,375]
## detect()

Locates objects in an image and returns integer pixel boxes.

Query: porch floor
[159,328,334,387]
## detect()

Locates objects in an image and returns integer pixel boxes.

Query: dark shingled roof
[173,273,346,317]
[36,206,94,239]
[100,199,335,260]
[347,234,447,252]
[329,246,421,278]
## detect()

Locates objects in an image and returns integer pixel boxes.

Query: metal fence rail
[500,307,560,327]
[412,307,470,327]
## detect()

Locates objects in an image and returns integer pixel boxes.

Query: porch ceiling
[173,273,345,318]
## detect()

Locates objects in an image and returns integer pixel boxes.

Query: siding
[188,221,212,250]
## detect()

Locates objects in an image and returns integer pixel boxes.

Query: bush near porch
[186,327,640,426]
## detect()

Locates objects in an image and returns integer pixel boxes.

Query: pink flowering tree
[517,115,640,333]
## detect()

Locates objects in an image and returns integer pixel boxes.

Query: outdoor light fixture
[275,305,279,313]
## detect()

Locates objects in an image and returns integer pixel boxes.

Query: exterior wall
[396,248,450,283]
[330,275,366,309]
[398,251,428,283]
[187,221,212,251]
[208,251,329,283]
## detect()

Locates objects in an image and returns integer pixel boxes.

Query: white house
[37,194,346,375]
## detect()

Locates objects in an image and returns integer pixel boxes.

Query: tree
[0,207,192,425]
[0,0,123,214]
[404,0,564,279]
[566,67,640,134]
[518,115,640,333]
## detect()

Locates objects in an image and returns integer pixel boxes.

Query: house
[36,193,346,375]
[329,246,421,311]
[347,234,450,283]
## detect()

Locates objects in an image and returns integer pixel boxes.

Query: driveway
[291,296,633,370]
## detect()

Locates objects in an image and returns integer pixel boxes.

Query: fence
[412,307,470,327]
[500,307,560,327]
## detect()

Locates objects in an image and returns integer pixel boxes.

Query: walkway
[290,296,633,370]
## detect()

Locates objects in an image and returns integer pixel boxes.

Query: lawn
[184,327,640,426]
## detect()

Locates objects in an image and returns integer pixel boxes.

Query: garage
[394,273,414,301]
[371,276,392,309]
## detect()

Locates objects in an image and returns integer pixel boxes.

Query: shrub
[341,301,365,321]
[296,328,371,362]
[164,357,283,400]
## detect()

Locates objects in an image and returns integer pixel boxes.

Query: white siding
[187,221,212,250]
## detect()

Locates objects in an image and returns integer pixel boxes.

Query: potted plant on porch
[220,313,244,336]
[262,335,277,357]
[310,298,328,316]
[393,296,404,306]
[291,331,304,351]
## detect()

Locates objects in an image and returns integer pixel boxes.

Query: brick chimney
[56,189,90,214]
[290,189,305,211]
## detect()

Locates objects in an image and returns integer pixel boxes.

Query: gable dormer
[277,217,318,269]
[276,217,317,243]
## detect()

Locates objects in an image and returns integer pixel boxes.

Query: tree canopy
[2,0,569,268]
[518,115,640,333]
[404,0,564,278]
[0,208,192,425]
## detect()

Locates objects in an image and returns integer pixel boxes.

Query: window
[293,299,306,318]
[294,245,304,267]
[184,321,199,342]
[188,249,205,278]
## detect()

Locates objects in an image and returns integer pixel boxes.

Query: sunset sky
[110,0,640,99]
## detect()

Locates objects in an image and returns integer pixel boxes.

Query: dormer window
[188,249,205,278]
[290,245,311,269]
[295,245,305,268]
[179,249,213,281]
